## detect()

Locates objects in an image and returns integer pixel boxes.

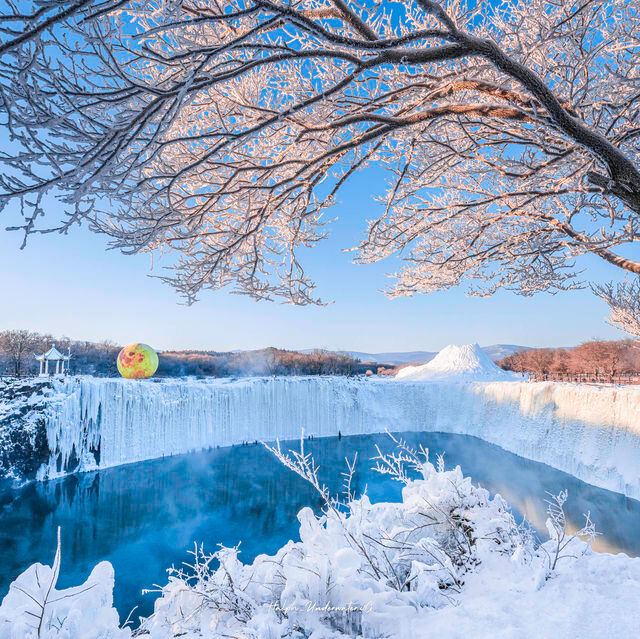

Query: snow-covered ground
[2,446,639,638]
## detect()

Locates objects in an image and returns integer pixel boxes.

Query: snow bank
[0,543,129,638]
[413,545,640,639]
[395,343,517,382]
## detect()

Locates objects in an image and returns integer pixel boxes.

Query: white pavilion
[35,344,71,377]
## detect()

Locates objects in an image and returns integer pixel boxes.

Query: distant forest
[497,340,640,381]
[2,329,639,381]
[0,330,361,377]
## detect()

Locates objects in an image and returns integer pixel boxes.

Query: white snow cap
[395,343,516,382]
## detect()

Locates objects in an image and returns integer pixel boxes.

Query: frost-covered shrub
[0,529,130,639]
[135,435,535,638]
[0,435,603,639]
[539,489,598,575]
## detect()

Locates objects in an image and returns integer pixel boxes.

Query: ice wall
[41,376,640,499]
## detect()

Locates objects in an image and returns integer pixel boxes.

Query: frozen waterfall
[40,376,640,499]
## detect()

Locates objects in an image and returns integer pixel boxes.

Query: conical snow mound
[395,344,516,382]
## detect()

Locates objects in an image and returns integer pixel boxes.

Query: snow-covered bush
[539,489,598,575]
[0,435,615,639]
[134,435,537,638]
[0,529,130,639]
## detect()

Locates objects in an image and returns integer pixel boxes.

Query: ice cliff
[39,374,640,499]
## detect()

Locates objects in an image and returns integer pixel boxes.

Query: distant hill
[483,344,534,361]
[300,344,532,366]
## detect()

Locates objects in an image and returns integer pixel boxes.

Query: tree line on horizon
[3,329,640,381]
[497,341,640,381]
[0,330,360,378]
[157,348,360,377]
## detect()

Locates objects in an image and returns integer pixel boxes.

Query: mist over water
[1,432,639,623]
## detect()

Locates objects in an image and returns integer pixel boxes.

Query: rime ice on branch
[0,0,639,321]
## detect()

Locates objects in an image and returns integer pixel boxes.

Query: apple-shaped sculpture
[117,343,159,379]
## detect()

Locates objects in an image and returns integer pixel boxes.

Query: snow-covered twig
[541,490,599,572]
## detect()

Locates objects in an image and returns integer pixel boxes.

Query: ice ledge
[40,376,640,499]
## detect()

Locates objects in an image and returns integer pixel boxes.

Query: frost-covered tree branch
[541,489,598,572]
[1,0,640,316]
[592,279,640,339]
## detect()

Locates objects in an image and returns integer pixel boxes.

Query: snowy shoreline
[38,374,640,499]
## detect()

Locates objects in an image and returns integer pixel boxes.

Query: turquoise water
[1,432,639,625]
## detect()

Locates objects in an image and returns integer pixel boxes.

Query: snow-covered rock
[0,378,65,483]
[395,344,518,382]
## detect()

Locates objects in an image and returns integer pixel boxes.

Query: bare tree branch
[0,0,638,325]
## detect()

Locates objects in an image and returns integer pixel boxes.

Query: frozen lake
[1,431,639,624]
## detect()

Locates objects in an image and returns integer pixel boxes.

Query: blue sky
[0,165,626,352]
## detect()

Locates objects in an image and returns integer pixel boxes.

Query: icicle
[38,377,640,499]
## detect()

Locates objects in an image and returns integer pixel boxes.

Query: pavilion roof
[35,345,70,361]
